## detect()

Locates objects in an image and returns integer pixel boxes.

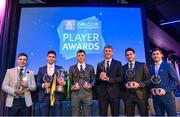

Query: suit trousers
[153,97,176,116]
[38,100,61,116]
[124,97,148,116]
[7,98,32,116]
[98,96,120,116]
[71,96,92,116]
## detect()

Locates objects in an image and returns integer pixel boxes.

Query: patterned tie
[19,68,23,79]
[129,63,133,70]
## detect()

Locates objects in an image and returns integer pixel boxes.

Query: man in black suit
[123,48,150,116]
[96,45,123,116]
[36,50,66,116]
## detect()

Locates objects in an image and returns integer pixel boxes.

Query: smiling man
[36,50,66,116]
[96,45,123,116]
[69,49,95,116]
[123,48,150,116]
[2,53,36,116]
[149,48,178,116]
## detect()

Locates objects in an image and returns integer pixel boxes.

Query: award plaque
[126,69,136,87]
[151,75,161,95]
[151,75,161,85]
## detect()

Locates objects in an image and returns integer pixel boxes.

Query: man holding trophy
[96,45,123,116]
[123,48,150,116]
[36,50,66,116]
[149,48,178,116]
[69,49,95,116]
[2,53,36,116]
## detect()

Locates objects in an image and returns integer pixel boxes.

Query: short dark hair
[125,48,135,54]
[77,49,86,54]
[104,45,113,50]
[18,53,28,60]
[47,50,56,56]
[152,47,163,54]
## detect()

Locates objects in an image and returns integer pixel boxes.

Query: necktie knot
[20,69,23,75]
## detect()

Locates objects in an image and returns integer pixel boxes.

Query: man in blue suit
[36,50,66,116]
[149,48,178,116]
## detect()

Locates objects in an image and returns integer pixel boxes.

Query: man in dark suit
[69,49,95,116]
[96,45,123,116]
[149,48,177,116]
[123,48,150,116]
[36,50,66,116]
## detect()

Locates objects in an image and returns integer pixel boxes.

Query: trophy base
[55,86,65,93]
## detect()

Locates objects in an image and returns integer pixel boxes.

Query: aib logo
[63,20,76,31]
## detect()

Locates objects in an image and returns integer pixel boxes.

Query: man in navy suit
[123,48,150,116]
[149,48,178,116]
[96,45,123,116]
[69,49,95,116]
[36,50,66,116]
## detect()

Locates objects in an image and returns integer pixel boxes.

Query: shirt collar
[47,63,55,68]
[17,66,26,71]
[77,62,86,70]
[128,60,135,65]
[105,58,112,63]
[154,60,162,66]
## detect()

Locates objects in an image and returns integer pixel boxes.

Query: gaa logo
[63,20,76,31]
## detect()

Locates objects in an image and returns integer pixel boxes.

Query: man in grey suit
[2,53,36,116]
[69,49,95,116]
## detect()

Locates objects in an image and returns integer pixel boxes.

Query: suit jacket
[2,67,36,107]
[149,61,178,99]
[96,59,123,98]
[123,61,150,100]
[36,65,64,102]
[69,64,95,97]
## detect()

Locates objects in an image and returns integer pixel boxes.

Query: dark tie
[80,65,83,72]
[106,61,110,73]
[19,68,23,79]
[129,63,133,69]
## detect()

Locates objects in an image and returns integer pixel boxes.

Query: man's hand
[43,83,51,89]
[131,81,140,88]
[57,78,66,86]
[125,81,140,89]
[83,82,92,89]
[71,83,80,91]
[14,88,24,95]
[20,81,28,88]
[151,88,156,95]
[100,72,109,81]
[158,88,166,96]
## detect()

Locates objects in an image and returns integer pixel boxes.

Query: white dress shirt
[77,62,86,71]
[128,60,135,69]
[47,64,55,76]
[105,58,112,70]
[154,60,162,75]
